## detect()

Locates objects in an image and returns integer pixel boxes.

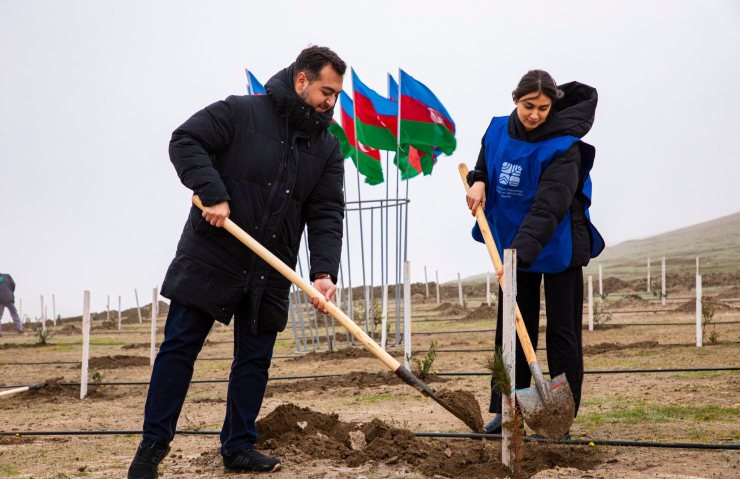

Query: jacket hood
[509,81,597,142]
[265,64,335,136]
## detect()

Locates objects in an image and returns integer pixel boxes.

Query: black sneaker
[483,414,502,434]
[224,448,282,473]
[128,438,171,479]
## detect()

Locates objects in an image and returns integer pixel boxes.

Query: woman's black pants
[489,266,584,417]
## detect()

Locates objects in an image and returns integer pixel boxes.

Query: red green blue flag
[245,69,266,95]
[340,91,384,185]
[399,70,456,155]
[388,73,399,102]
[353,69,398,151]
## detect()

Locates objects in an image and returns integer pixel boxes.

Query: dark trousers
[489,267,584,417]
[142,299,277,455]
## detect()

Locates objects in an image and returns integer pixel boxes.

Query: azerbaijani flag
[353,69,398,151]
[328,119,352,159]
[340,91,384,185]
[388,73,399,102]
[245,69,266,95]
[399,70,456,155]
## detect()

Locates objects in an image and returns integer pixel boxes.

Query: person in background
[0,272,24,336]
[465,70,604,439]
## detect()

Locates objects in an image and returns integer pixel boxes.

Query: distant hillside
[455,211,740,284]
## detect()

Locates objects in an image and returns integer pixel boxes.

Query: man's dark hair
[293,46,347,84]
[512,70,564,102]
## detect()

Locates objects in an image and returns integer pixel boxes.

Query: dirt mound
[434,388,484,432]
[675,298,732,313]
[287,347,402,363]
[608,294,650,309]
[717,286,740,299]
[437,303,467,317]
[74,355,150,369]
[57,324,82,335]
[121,343,149,349]
[584,341,662,355]
[0,378,108,408]
[461,304,497,322]
[265,371,447,396]
[434,302,452,311]
[230,403,604,478]
[602,277,638,294]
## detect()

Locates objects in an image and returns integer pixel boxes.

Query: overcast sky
[2,1,739,320]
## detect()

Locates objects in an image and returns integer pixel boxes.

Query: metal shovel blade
[517,373,575,440]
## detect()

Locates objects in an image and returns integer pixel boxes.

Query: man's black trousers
[489,266,584,417]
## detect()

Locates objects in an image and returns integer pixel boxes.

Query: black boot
[483,414,502,434]
[128,438,170,479]
[224,448,282,473]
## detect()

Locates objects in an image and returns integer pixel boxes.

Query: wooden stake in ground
[150,288,157,366]
[424,266,429,297]
[696,275,702,347]
[40,295,46,335]
[457,273,463,307]
[661,256,666,306]
[365,285,371,336]
[135,289,142,323]
[647,257,650,292]
[696,256,699,276]
[502,249,517,468]
[81,290,91,400]
[487,271,491,306]
[588,276,594,331]
[435,270,440,304]
[52,294,56,326]
[107,295,110,322]
[118,295,122,330]
[381,283,389,350]
[403,261,411,370]
[598,264,603,297]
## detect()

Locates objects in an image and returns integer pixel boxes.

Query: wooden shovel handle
[457,164,539,366]
[191,196,402,372]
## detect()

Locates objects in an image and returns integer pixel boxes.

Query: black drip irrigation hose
[0,429,736,450]
[2,367,739,389]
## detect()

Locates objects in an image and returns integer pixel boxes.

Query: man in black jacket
[128,46,346,478]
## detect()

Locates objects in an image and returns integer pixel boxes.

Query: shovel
[458,164,575,440]
[191,195,485,433]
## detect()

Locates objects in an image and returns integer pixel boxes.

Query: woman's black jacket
[161,65,345,332]
[467,82,598,270]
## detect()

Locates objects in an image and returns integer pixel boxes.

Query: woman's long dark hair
[512,70,564,102]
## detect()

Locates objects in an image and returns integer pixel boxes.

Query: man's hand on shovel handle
[310,278,336,314]
[202,201,230,227]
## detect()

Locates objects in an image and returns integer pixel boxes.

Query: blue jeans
[142,299,277,455]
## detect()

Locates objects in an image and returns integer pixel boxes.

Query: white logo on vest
[498,162,522,187]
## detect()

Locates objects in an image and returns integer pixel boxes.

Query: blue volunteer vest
[472,116,604,273]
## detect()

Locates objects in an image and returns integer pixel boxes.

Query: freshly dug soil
[433,388,484,433]
[73,355,150,369]
[608,294,651,309]
[265,371,446,396]
[460,304,497,323]
[0,378,107,408]
[584,341,663,355]
[717,286,740,299]
[121,343,149,349]
[241,403,603,478]
[675,297,732,313]
[433,302,452,311]
[601,277,639,294]
[287,347,403,363]
[438,303,467,317]
[57,324,82,335]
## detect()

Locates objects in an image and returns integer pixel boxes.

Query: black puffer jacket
[162,64,345,332]
[0,274,15,303]
[468,82,598,269]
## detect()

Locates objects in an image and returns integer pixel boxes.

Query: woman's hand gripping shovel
[191,195,485,433]
[458,164,575,440]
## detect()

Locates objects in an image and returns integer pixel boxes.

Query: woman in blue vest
[466,70,604,438]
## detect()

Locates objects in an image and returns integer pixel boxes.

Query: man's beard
[299,88,329,113]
